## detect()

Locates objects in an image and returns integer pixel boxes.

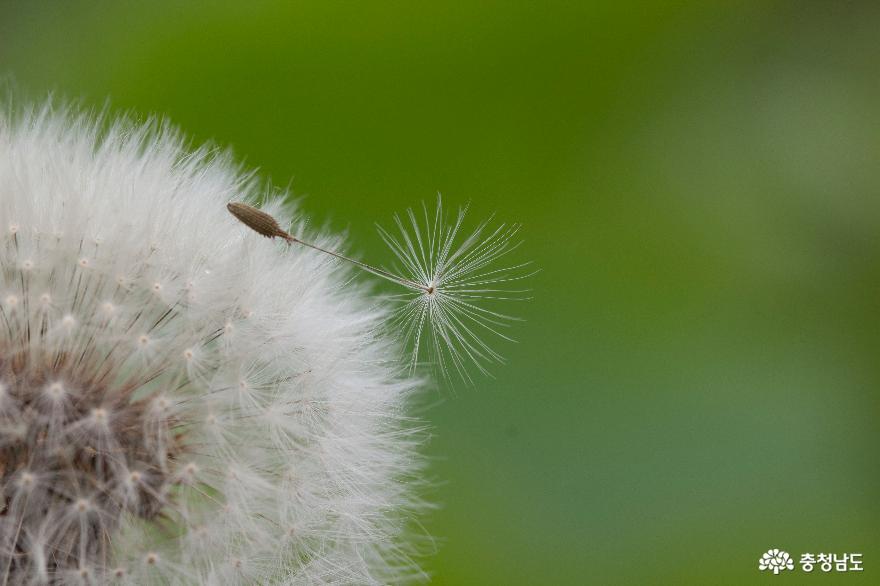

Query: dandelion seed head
[0,104,427,584]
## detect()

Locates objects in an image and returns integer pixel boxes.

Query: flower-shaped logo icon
[759,549,795,574]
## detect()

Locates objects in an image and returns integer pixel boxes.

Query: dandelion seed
[228,198,532,382]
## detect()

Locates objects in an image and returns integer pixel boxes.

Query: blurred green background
[2,1,879,583]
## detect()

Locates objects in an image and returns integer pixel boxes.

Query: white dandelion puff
[377,196,533,382]
[0,103,428,584]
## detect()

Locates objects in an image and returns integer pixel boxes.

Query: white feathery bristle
[377,195,533,383]
[0,104,428,584]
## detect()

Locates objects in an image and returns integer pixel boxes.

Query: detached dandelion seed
[228,198,533,383]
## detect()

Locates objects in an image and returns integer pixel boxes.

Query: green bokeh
[2,1,878,583]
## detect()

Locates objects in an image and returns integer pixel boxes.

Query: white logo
[759,549,794,574]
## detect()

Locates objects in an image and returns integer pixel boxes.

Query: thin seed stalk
[227,202,430,293]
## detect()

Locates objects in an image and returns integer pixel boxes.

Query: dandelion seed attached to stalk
[228,197,533,382]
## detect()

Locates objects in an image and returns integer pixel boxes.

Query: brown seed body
[227,202,293,241]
